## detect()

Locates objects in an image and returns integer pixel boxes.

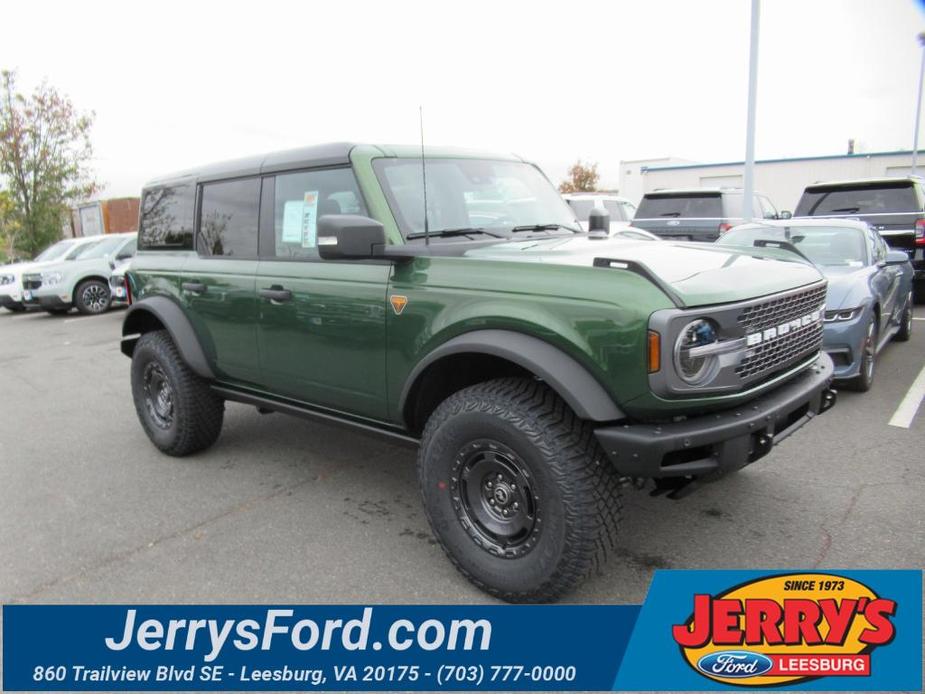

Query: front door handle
[259,286,293,303]
[182,281,207,295]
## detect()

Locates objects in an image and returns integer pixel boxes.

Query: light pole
[911,31,925,175]
[743,0,760,220]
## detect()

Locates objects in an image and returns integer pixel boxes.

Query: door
[182,177,261,385]
[255,168,390,420]
[871,235,901,326]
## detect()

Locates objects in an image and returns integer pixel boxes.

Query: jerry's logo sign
[672,573,897,686]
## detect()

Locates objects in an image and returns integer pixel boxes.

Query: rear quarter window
[139,183,196,249]
[796,182,921,216]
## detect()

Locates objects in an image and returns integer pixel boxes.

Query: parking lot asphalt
[1,307,923,607]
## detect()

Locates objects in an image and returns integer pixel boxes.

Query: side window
[139,183,196,249]
[759,196,777,218]
[118,238,137,259]
[270,168,367,259]
[197,178,260,258]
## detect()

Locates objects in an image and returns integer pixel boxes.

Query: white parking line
[913,317,925,322]
[888,362,925,428]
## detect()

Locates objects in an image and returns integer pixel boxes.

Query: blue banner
[2,570,921,691]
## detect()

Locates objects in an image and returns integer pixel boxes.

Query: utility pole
[911,32,925,175]
[743,0,760,220]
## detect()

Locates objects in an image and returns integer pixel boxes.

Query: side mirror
[886,250,910,265]
[588,207,610,235]
[317,215,387,260]
[104,253,115,270]
[779,210,793,220]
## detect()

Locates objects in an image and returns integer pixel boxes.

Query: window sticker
[281,201,303,243]
[301,191,319,248]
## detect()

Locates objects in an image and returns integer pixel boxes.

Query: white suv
[0,238,90,312]
[22,232,137,315]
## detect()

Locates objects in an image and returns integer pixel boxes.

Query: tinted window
[271,168,366,258]
[198,178,260,258]
[796,182,920,216]
[139,183,195,249]
[636,193,723,218]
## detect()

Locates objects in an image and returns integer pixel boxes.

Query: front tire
[418,377,623,603]
[74,279,111,314]
[131,330,224,456]
[893,291,912,342]
[846,316,878,392]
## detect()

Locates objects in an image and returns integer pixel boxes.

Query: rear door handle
[259,286,293,303]
[182,281,207,295]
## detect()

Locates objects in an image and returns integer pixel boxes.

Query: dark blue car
[717,218,913,391]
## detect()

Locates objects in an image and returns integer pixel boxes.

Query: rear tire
[418,377,623,603]
[893,292,912,342]
[131,330,224,456]
[74,279,111,315]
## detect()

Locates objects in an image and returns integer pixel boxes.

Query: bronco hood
[463,236,824,307]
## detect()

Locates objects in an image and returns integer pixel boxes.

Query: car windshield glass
[373,158,579,239]
[635,193,723,218]
[718,225,869,266]
[795,182,919,216]
[567,199,595,221]
[70,236,126,260]
[35,240,77,262]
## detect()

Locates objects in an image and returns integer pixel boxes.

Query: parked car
[0,238,88,312]
[716,218,913,391]
[794,177,925,298]
[22,232,137,315]
[632,187,786,241]
[122,143,836,603]
[563,192,637,232]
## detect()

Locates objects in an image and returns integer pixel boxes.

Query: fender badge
[389,295,409,315]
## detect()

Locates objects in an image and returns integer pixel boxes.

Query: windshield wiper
[659,212,682,217]
[406,227,506,240]
[510,223,580,233]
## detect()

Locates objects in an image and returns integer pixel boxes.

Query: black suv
[632,188,784,242]
[795,177,925,296]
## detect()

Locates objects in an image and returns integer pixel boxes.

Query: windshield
[70,236,128,260]
[718,225,869,267]
[34,239,78,262]
[636,193,723,219]
[374,158,579,239]
[795,182,919,216]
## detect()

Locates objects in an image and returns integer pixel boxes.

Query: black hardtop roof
[145,142,358,187]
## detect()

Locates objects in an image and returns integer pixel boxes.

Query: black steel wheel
[418,377,623,603]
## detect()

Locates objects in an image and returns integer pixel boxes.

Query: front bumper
[25,294,72,310]
[822,313,868,380]
[595,353,836,479]
[0,294,24,310]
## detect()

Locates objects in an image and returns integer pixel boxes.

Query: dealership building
[618,149,919,213]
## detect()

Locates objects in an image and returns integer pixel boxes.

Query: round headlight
[674,318,720,384]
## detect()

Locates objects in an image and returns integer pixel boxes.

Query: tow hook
[820,388,837,414]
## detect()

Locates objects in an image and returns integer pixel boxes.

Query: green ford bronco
[122,143,836,602]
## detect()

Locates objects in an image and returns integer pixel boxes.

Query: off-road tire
[131,330,224,456]
[846,315,878,392]
[418,377,623,603]
[893,292,912,342]
[74,278,111,315]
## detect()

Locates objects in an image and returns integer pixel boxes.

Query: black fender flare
[120,296,214,379]
[399,329,625,424]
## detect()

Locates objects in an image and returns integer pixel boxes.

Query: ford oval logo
[696,650,774,678]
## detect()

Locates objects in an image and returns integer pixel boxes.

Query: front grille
[734,284,826,382]
[22,274,42,290]
[736,284,827,333]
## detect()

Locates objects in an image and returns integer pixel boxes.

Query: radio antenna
[419,105,430,246]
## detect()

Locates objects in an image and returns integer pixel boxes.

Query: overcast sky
[1,0,923,196]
